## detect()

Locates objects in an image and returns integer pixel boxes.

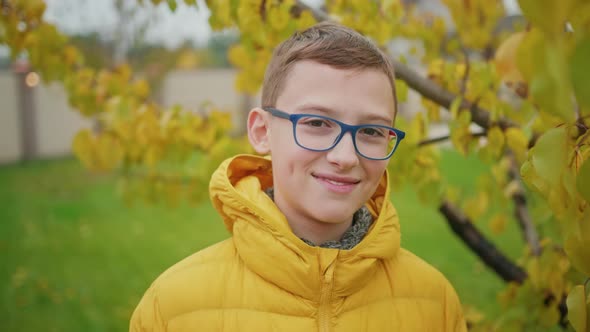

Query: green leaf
[577,158,590,203]
[167,0,177,11]
[184,0,197,5]
[564,224,590,276]
[566,284,587,332]
[570,38,590,111]
[518,0,576,37]
[449,96,463,118]
[530,127,567,187]
[394,79,408,103]
[517,28,575,122]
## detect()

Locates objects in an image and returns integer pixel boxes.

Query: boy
[130,22,467,331]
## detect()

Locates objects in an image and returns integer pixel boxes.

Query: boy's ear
[247,108,271,155]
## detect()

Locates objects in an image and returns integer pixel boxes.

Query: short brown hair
[261,22,397,115]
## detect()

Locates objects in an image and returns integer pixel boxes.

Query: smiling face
[248,60,396,242]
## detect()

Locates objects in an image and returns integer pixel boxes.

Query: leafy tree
[1,0,589,330]
[68,32,116,70]
[200,31,238,68]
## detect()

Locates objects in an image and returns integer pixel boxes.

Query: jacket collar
[209,154,401,301]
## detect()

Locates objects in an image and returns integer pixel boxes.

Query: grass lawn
[0,151,523,331]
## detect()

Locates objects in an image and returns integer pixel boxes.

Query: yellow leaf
[114,121,133,142]
[181,126,200,145]
[133,79,150,99]
[570,38,590,111]
[494,31,526,85]
[116,63,132,82]
[566,284,588,332]
[450,110,472,155]
[144,145,162,167]
[296,11,316,30]
[487,126,505,159]
[489,213,508,235]
[268,5,290,31]
[564,217,590,276]
[505,127,528,163]
[527,259,542,288]
[395,79,408,104]
[462,305,485,324]
[72,129,95,170]
[539,302,560,327]
[428,58,445,80]
[209,110,233,132]
[518,0,576,37]
[96,134,123,170]
[577,158,590,204]
[497,282,519,307]
[463,192,489,221]
[407,112,425,144]
[197,125,216,150]
[228,44,250,68]
[62,45,80,66]
[176,50,199,69]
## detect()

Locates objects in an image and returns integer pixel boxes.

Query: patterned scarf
[264,188,373,250]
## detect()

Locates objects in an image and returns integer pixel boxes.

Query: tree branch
[507,152,542,256]
[293,0,518,131]
[439,200,527,283]
[459,46,470,95]
[391,60,518,130]
[418,132,486,147]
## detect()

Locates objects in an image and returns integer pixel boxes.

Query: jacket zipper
[318,263,335,332]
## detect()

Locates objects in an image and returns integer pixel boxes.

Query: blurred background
[1,0,579,331]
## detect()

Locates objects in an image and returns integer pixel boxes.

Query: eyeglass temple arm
[262,107,291,120]
[389,129,406,140]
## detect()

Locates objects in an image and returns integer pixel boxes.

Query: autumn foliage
[1,0,590,330]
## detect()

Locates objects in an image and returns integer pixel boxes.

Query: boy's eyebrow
[294,103,336,115]
[294,103,394,125]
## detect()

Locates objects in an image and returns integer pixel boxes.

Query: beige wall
[162,69,256,134]
[0,72,21,163]
[163,69,241,111]
[35,82,90,158]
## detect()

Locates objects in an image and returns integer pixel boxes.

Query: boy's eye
[302,118,331,127]
[360,127,386,137]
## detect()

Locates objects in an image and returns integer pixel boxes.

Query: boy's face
[250,60,396,227]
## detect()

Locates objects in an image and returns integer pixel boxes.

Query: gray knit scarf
[264,188,373,250]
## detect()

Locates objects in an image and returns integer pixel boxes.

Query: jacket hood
[209,154,401,301]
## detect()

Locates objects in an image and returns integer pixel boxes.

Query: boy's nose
[325,133,360,169]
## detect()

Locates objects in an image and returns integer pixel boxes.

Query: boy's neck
[288,214,353,246]
[268,189,354,245]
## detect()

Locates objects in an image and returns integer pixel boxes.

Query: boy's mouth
[312,173,361,185]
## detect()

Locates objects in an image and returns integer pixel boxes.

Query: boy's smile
[249,60,396,244]
[312,172,361,194]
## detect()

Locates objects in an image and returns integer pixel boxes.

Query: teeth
[325,179,348,186]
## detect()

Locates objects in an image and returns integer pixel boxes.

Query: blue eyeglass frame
[262,107,406,160]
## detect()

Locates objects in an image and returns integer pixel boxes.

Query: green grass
[0,151,523,331]
[0,159,228,331]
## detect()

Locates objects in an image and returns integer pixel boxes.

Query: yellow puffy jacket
[130,155,467,332]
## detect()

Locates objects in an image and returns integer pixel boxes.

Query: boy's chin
[310,206,359,225]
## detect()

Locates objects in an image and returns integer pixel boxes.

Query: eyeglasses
[263,107,405,160]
